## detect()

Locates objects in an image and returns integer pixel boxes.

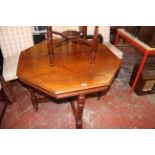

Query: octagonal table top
[17,40,121,98]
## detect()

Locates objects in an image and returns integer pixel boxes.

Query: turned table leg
[28,88,38,112]
[0,76,16,103]
[77,95,85,128]
[71,95,86,129]
[47,26,54,66]
[0,91,9,126]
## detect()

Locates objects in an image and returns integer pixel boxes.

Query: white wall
[0,26,34,57]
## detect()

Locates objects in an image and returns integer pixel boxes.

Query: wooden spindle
[70,95,86,129]
[47,26,54,66]
[82,26,87,40]
[28,87,38,112]
[91,26,99,64]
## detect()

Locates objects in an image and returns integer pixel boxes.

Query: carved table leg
[0,76,16,103]
[0,91,9,126]
[28,88,38,112]
[77,95,85,129]
[70,95,86,129]
[0,103,8,126]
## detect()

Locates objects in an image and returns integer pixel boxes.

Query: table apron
[19,78,109,99]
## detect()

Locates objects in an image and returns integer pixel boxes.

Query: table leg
[0,91,8,126]
[129,52,149,95]
[91,26,99,64]
[28,88,38,111]
[0,76,16,103]
[82,26,87,40]
[115,32,119,46]
[97,87,110,100]
[0,103,8,126]
[70,95,86,129]
[47,26,54,66]
[97,92,102,100]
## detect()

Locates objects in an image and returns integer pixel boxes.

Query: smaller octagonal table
[17,40,121,128]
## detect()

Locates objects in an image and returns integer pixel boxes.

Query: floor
[0,45,155,129]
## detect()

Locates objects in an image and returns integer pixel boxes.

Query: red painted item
[115,29,155,95]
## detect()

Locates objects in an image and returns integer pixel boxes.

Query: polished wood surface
[46,26,99,66]
[47,26,54,66]
[17,40,121,99]
[62,30,80,39]
[17,39,121,128]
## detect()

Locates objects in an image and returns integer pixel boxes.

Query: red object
[115,29,155,95]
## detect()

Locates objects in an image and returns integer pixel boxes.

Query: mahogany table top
[17,40,121,98]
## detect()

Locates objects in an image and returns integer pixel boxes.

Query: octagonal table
[17,40,121,128]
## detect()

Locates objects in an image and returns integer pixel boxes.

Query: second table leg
[28,88,38,112]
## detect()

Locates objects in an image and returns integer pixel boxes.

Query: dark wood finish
[125,26,141,37]
[77,95,85,129]
[71,95,85,129]
[62,30,80,39]
[81,26,87,40]
[130,63,155,95]
[33,32,103,45]
[46,26,99,65]
[28,87,38,111]
[0,91,8,126]
[0,104,8,126]
[111,26,155,47]
[17,39,121,128]
[91,26,99,64]
[138,26,155,48]
[17,41,121,98]
[97,86,111,100]
[0,48,16,125]
[0,75,15,126]
[47,26,54,66]
[0,76,16,103]
[0,48,3,76]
